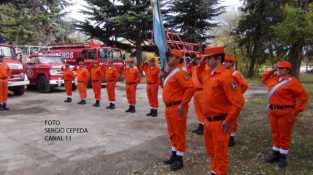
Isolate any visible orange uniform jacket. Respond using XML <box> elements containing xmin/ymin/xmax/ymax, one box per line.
<box><xmin>162</xmin><ymin>66</ymin><xmax>195</xmax><ymax>108</ymax></box>
<box><xmin>0</xmin><ymin>63</ymin><xmax>10</xmax><ymax>79</ymax></box>
<box><xmin>104</xmin><ymin>66</ymin><xmax>119</xmax><ymax>82</ymax></box>
<box><xmin>202</xmin><ymin>64</ymin><xmax>244</xmax><ymax>124</ymax></box>
<box><xmin>91</xmin><ymin>66</ymin><xmax>102</xmax><ymax>100</ymax></box>
<box><xmin>232</xmin><ymin>70</ymin><xmax>248</xmax><ymax>94</ymax></box>
<box><xmin>0</xmin><ymin>62</ymin><xmax>10</xmax><ymax>103</ymax></box>
<box><xmin>124</xmin><ymin>66</ymin><xmax>140</xmax><ymax>84</ymax></box>
<box><xmin>262</xmin><ymin>71</ymin><xmax>308</xmax><ymax>114</ymax></box>
<box><xmin>140</xmin><ymin>64</ymin><xmax>160</xmax><ymax>84</ymax></box>
<box><xmin>63</xmin><ymin>67</ymin><xmax>74</xmax><ymax>96</ymax></box>
<box><xmin>63</xmin><ymin>68</ymin><xmax>74</xmax><ymax>81</ymax></box>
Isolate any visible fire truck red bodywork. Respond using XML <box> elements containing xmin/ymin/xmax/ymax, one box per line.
<box><xmin>24</xmin><ymin>53</ymin><xmax>69</xmax><ymax>93</ymax></box>
<box><xmin>0</xmin><ymin>43</ymin><xmax>29</xmax><ymax>95</ymax></box>
<box><xmin>47</xmin><ymin>41</ymin><xmax>125</xmax><ymax>73</ymax></box>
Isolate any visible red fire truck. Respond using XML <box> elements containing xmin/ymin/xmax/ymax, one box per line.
<box><xmin>47</xmin><ymin>40</ymin><xmax>125</xmax><ymax>73</ymax></box>
<box><xmin>0</xmin><ymin>43</ymin><xmax>29</xmax><ymax>95</ymax></box>
<box><xmin>24</xmin><ymin>52</ymin><xmax>69</xmax><ymax>93</ymax></box>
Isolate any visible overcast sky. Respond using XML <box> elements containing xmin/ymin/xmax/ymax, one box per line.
<box><xmin>66</xmin><ymin>0</ymin><xmax>243</xmax><ymax>21</ymax></box>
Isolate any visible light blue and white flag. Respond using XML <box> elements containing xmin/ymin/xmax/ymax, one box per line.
<box><xmin>151</xmin><ymin>0</ymin><xmax>168</xmax><ymax>70</ymax></box>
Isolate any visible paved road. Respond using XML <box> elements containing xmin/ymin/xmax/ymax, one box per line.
<box><xmin>0</xmin><ymin>83</ymin><xmax>266</xmax><ymax>175</ymax></box>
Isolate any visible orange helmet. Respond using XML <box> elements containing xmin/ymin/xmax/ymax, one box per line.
<box><xmin>277</xmin><ymin>61</ymin><xmax>292</xmax><ymax>70</ymax></box>
<box><xmin>204</xmin><ymin>46</ymin><xmax>225</xmax><ymax>56</ymax></box>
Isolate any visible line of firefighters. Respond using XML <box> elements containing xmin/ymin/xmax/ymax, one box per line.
<box><xmin>0</xmin><ymin>46</ymin><xmax>309</xmax><ymax>174</ymax></box>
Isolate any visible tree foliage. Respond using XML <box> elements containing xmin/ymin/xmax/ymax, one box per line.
<box><xmin>77</xmin><ymin>0</ymin><xmax>152</xmax><ymax>65</ymax></box>
<box><xmin>0</xmin><ymin>0</ymin><xmax>71</xmax><ymax>45</ymax></box>
<box><xmin>163</xmin><ymin>0</ymin><xmax>224</xmax><ymax>43</ymax></box>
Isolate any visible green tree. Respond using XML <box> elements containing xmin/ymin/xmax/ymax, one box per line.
<box><xmin>273</xmin><ymin>3</ymin><xmax>313</xmax><ymax>76</ymax></box>
<box><xmin>236</xmin><ymin>0</ymin><xmax>284</xmax><ymax>77</ymax></box>
<box><xmin>77</xmin><ymin>0</ymin><xmax>152</xmax><ymax>65</ymax></box>
<box><xmin>0</xmin><ymin>0</ymin><xmax>69</xmax><ymax>45</ymax></box>
<box><xmin>163</xmin><ymin>0</ymin><xmax>224</xmax><ymax>43</ymax></box>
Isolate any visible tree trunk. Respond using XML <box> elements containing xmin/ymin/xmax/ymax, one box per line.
<box><xmin>247</xmin><ymin>44</ymin><xmax>258</xmax><ymax>78</ymax></box>
<box><xmin>135</xmin><ymin>38</ymin><xmax>143</xmax><ymax>67</ymax></box>
<box><xmin>288</xmin><ymin>43</ymin><xmax>303</xmax><ymax>78</ymax></box>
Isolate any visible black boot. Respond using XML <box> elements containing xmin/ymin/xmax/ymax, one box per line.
<box><xmin>170</xmin><ymin>155</ymin><xmax>184</xmax><ymax>171</ymax></box>
<box><xmin>163</xmin><ymin>151</ymin><xmax>177</xmax><ymax>165</ymax></box>
<box><xmin>125</xmin><ymin>105</ymin><xmax>132</xmax><ymax>112</ymax></box>
<box><xmin>78</xmin><ymin>100</ymin><xmax>86</xmax><ymax>105</ymax></box>
<box><xmin>192</xmin><ymin>124</ymin><xmax>204</xmax><ymax>135</ymax></box>
<box><xmin>2</xmin><ymin>103</ymin><xmax>9</xmax><ymax>111</ymax></box>
<box><xmin>64</xmin><ymin>97</ymin><xmax>72</xmax><ymax>103</ymax></box>
<box><xmin>151</xmin><ymin>109</ymin><xmax>158</xmax><ymax>117</ymax></box>
<box><xmin>146</xmin><ymin>109</ymin><xmax>153</xmax><ymax>116</ymax></box>
<box><xmin>106</xmin><ymin>103</ymin><xmax>115</xmax><ymax>109</ymax></box>
<box><xmin>130</xmin><ymin>105</ymin><xmax>136</xmax><ymax>113</ymax></box>
<box><xmin>278</xmin><ymin>153</ymin><xmax>288</xmax><ymax>168</ymax></box>
<box><xmin>265</xmin><ymin>150</ymin><xmax>280</xmax><ymax>163</ymax></box>
<box><xmin>93</xmin><ymin>100</ymin><xmax>100</xmax><ymax>107</ymax></box>
<box><xmin>0</xmin><ymin>104</ymin><xmax>3</xmax><ymax>111</ymax></box>
<box><xmin>229</xmin><ymin>136</ymin><xmax>236</xmax><ymax>147</ymax></box>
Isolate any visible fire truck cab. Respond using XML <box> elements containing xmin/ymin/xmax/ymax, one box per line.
<box><xmin>0</xmin><ymin>43</ymin><xmax>29</xmax><ymax>96</ymax></box>
<box><xmin>48</xmin><ymin>40</ymin><xmax>125</xmax><ymax>73</ymax></box>
<box><xmin>24</xmin><ymin>52</ymin><xmax>67</xmax><ymax>93</ymax></box>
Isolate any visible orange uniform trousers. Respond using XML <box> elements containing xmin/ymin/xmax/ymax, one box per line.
<box><xmin>165</xmin><ymin>105</ymin><xmax>188</xmax><ymax>152</ymax></box>
<box><xmin>269</xmin><ymin>108</ymin><xmax>296</xmax><ymax>150</ymax></box>
<box><xmin>106</xmin><ymin>82</ymin><xmax>116</xmax><ymax>102</ymax></box>
<box><xmin>126</xmin><ymin>84</ymin><xmax>137</xmax><ymax>105</ymax></box>
<box><xmin>193</xmin><ymin>91</ymin><xmax>205</xmax><ymax>124</ymax></box>
<box><xmin>147</xmin><ymin>83</ymin><xmax>159</xmax><ymax>108</ymax></box>
<box><xmin>92</xmin><ymin>80</ymin><xmax>102</xmax><ymax>101</ymax></box>
<box><xmin>204</xmin><ymin>119</ymin><xmax>230</xmax><ymax>175</ymax></box>
<box><xmin>77</xmin><ymin>82</ymin><xmax>87</xmax><ymax>100</ymax></box>
<box><xmin>64</xmin><ymin>80</ymin><xmax>72</xmax><ymax>97</ymax></box>
<box><xmin>0</xmin><ymin>79</ymin><xmax>8</xmax><ymax>103</ymax></box>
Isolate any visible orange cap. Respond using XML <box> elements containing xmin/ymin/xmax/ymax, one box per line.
<box><xmin>224</xmin><ymin>55</ymin><xmax>236</xmax><ymax>62</ymax></box>
<box><xmin>169</xmin><ymin>49</ymin><xmax>184</xmax><ymax>59</ymax></box>
<box><xmin>204</xmin><ymin>46</ymin><xmax>224</xmax><ymax>56</ymax></box>
<box><xmin>277</xmin><ymin>61</ymin><xmax>292</xmax><ymax>69</ymax></box>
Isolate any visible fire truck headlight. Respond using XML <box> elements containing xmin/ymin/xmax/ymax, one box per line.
<box><xmin>49</xmin><ymin>69</ymin><xmax>59</xmax><ymax>76</ymax></box>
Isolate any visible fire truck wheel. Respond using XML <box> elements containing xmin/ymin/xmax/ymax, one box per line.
<box><xmin>37</xmin><ymin>76</ymin><xmax>51</xmax><ymax>93</ymax></box>
<box><xmin>11</xmin><ymin>86</ymin><xmax>25</xmax><ymax>96</ymax></box>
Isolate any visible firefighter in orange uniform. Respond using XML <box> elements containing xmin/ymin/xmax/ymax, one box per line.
<box><xmin>191</xmin><ymin>54</ymin><xmax>207</xmax><ymax>135</ymax></box>
<box><xmin>162</xmin><ymin>49</ymin><xmax>195</xmax><ymax>171</ymax></box>
<box><xmin>0</xmin><ymin>59</ymin><xmax>10</xmax><ymax>111</ymax></box>
<box><xmin>63</xmin><ymin>62</ymin><xmax>75</xmax><ymax>103</ymax></box>
<box><xmin>262</xmin><ymin>61</ymin><xmax>308</xmax><ymax>168</ymax></box>
<box><xmin>91</xmin><ymin>61</ymin><xmax>102</xmax><ymax>107</ymax></box>
<box><xmin>223</xmin><ymin>55</ymin><xmax>249</xmax><ymax>146</ymax></box>
<box><xmin>140</xmin><ymin>54</ymin><xmax>160</xmax><ymax>117</ymax></box>
<box><xmin>104</xmin><ymin>59</ymin><xmax>120</xmax><ymax>109</ymax></box>
<box><xmin>76</xmin><ymin>61</ymin><xmax>89</xmax><ymax>105</ymax></box>
<box><xmin>123</xmin><ymin>57</ymin><xmax>140</xmax><ymax>113</ymax></box>
<box><xmin>201</xmin><ymin>47</ymin><xmax>244</xmax><ymax>175</ymax></box>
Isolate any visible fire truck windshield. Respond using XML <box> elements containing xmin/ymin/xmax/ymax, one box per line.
<box><xmin>99</xmin><ymin>48</ymin><xmax>121</xmax><ymax>61</ymax></box>
<box><xmin>0</xmin><ymin>46</ymin><xmax>16</xmax><ymax>58</ymax></box>
<box><xmin>38</xmin><ymin>56</ymin><xmax>64</xmax><ymax>64</ymax></box>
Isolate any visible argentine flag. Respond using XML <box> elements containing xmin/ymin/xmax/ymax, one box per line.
<box><xmin>151</xmin><ymin>0</ymin><xmax>168</xmax><ymax>70</ymax></box>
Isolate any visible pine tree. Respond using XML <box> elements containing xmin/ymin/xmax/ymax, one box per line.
<box><xmin>163</xmin><ymin>0</ymin><xmax>224</xmax><ymax>43</ymax></box>
<box><xmin>77</xmin><ymin>0</ymin><xmax>152</xmax><ymax>65</ymax></box>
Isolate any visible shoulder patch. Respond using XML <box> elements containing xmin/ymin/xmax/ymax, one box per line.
<box><xmin>230</xmin><ymin>81</ymin><xmax>238</xmax><ymax>90</ymax></box>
